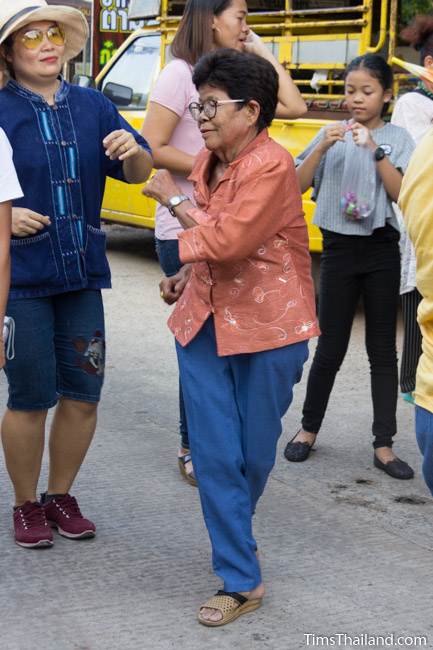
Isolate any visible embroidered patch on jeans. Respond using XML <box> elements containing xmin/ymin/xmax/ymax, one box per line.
<box><xmin>73</xmin><ymin>331</ymin><xmax>105</xmax><ymax>376</ymax></box>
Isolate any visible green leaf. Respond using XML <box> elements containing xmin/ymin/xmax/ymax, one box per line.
<box><xmin>401</xmin><ymin>0</ymin><xmax>433</xmax><ymax>25</ymax></box>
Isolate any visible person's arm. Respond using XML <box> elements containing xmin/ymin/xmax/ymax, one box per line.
<box><xmin>0</xmin><ymin>201</ymin><xmax>11</xmax><ymax>368</ymax></box>
<box><xmin>142</xmin><ymin>170</ymin><xmax>197</xmax><ymax>227</ymax></box>
<box><xmin>296</xmin><ymin>123</ymin><xmax>346</xmax><ymax>193</ymax></box>
<box><xmin>123</xmin><ymin>150</ymin><xmax>153</xmax><ymax>184</ymax></box>
<box><xmin>244</xmin><ymin>31</ymin><xmax>306</xmax><ymax>119</ymax></box>
<box><xmin>141</xmin><ymin>102</ymin><xmax>195</xmax><ymax>176</ymax></box>
<box><xmin>351</xmin><ymin>122</ymin><xmax>405</xmax><ymax>203</ymax></box>
<box><xmin>144</xmin><ymin>160</ymin><xmax>303</xmax><ymax>264</ymax></box>
<box><xmin>372</xmin><ymin>156</ymin><xmax>404</xmax><ymax>203</ymax></box>
<box><xmin>101</xmin><ymin>95</ymin><xmax>153</xmax><ymax>184</ymax></box>
<box><xmin>103</xmin><ymin>129</ymin><xmax>153</xmax><ymax>184</ymax></box>
<box><xmin>0</xmin><ymin>130</ymin><xmax>23</xmax><ymax>366</ymax></box>
<box><xmin>159</xmin><ymin>264</ymin><xmax>192</xmax><ymax>305</ymax></box>
<box><xmin>11</xmin><ymin>208</ymin><xmax>51</xmax><ymax>237</ymax></box>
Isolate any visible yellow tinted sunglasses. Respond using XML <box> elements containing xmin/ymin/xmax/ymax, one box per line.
<box><xmin>20</xmin><ymin>26</ymin><xmax>65</xmax><ymax>50</ymax></box>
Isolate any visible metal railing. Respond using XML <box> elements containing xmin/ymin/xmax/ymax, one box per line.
<box><xmin>131</xmin><ymin>1</ymin><xmax>402</xmax><ymax>106</ymax></box>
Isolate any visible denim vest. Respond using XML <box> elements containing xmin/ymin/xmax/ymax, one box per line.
<box><xmin>0</xmin><ymin>79</ymin><xmax>151</xmax><ymax>299</ymax></box>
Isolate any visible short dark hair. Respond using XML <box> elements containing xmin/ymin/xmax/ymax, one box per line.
<box><xmin>192</xmin><ymin>48</ymin><xmax>279</xmax><ymax>132</ymax></box>
<box><xmin>345</xmin><ymin>54</ymin><xmax>393</xmax><ymax>116</ymax></box>
<box><xmin>171</xmin><ymin>0</ymin><xmax>232</xmax><ymax>66</ymax></box>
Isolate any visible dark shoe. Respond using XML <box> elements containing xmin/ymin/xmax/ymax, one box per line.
<box><xmin>373</xmin><ymin>454</ymin><xmax>414</xmax><ymax>480</ymax></box>
<box><xmin>284</xmin><ymin>431</ymin><xmax>316</xmax><ymax>462</ymax></box>
<box><xmin>42</xmin><ymin>494</ymin><xmax>96</xmax><ymax>539</ymax></box>
<box><xmin>14</xmin><ymin>501</ymin><xmax>53</xmax><ymax>549</ymax></box>
<box><xmin>178</xmin><ymin>450</ymin><xmax>197</xmax><ymax>487</ymax></box>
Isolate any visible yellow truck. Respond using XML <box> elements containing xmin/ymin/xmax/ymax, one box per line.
<box><xmin>93</xmin><ymin>0</ymin><xmax>416</xmax><ymax>252</ymax></box>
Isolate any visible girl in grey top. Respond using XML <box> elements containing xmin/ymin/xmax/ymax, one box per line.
<box><xmin>284</xmin><ymin>54</ymin><xmax>415</xmax><ymax>481</ymax></box>
<box><xmin>297</xmin><ymin>121</ymin><xmax>413</xmax><ymax>236</ymax></box>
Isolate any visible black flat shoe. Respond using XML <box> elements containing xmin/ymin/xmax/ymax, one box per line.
<box><xmin>373</xmin><ymin>454</ymin><xmax>414</xmax><ymax>480</ymax></box>
<box><xmin>284</xmin><ymin>432</ymin><xmax>316</xmax><ymax>463</ymax></box>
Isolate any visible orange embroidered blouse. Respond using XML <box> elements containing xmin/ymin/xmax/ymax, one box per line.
<box><xmin>168</xmin><ymin>129</ymin><xmax>320</xmax><ymax>356</ymax></box>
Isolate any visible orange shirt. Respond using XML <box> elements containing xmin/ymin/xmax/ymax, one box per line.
<box><xmin>168</xmin><ymin>129</ymin><xmax>320</xmax><ymax>356</ymax></box>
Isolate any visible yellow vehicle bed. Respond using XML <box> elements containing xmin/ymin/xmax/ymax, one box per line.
<box><xmin>93</xmin><ymin>0</ymin><xmax>410</xmax><ymax>253</ymax></box>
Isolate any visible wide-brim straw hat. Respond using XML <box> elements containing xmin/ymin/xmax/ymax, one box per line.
<box><xmin>0</xmin><ymin>0</ymin><xmax>88</xmax><ymax>61</ymax></box>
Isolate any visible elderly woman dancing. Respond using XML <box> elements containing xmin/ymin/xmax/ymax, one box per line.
<box><xmin>144</xmin><ymin>49</ymin><xmax>319</xmax><ymax>626</ymax></box>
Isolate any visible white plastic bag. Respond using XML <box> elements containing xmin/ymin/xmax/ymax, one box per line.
<box><xmin>340</xmin><ymin>127</ymin><xmax>376</xmax><ymax>221</ymax></box>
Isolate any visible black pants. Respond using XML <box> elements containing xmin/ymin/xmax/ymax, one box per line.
<box><xmin>302</xmin><ymin>225</ymin><xmax>400</xmax><ymax>449</ymax></box>
<box><xmin>400</xmin><ymin>288</ymin><xmax>423</xmax><ymax>394</ymax></box>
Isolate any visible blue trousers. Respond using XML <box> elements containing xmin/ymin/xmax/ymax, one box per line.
<box><xmin>176</xmin><ymin>317</ymin><xmax>309</xmax><ymax>592</ymax></box>
<box><xmin>415</xmin><ymin>405</ymin><xmax>433</xmax><ymax>495</ymax></box>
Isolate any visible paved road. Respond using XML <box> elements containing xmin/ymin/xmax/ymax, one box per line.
<box><xmin>1</xmin><ymin>225</ymin><xmax>432</xmax><ymax>650</ymax></box>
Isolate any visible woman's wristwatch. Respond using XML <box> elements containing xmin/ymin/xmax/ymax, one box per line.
<box><xmin>167</xmin><ymin>194</ymin><xmax>189</xmax><ymax>216</ymax></box>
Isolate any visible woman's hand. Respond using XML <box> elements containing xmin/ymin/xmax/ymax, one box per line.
<box><xmin>12</xmin><ymin>208</ymin><xmax>51</xmax><ymax>237</ymax></box>
<box><xmin>297</xmin><ymin>122</ymin><xmax>346</xmax><ymax>192</ymax></box>
<box><xmin>142</xmin><ymin>170</ymin><xmax>181</xmax><ymax>207</ymax></box>
<box><xmin>318</xmin><ymin>123</ymin><xmax>346</xmax><ymax>153</ymax></box>
<box><xmin>243</xmin><ymin>30</ymin><xmax>307</xmax><ymax>119</ymax></box>
<box><xmin>103</xmin><ymin>129</ymin><xmax>143</xmax><ymax>161</ymax></box>
<box><xmin>350</xmin><ymin>122</ymin><xmax>377</xmax><ymax>151</ymax></box>
<box><xmin>243</xmin><ymin>30</ymin><xmax>268</xmax><ymax>57</ymax></box>
<box><xmin>159</xmin><ymin>265</ymin><xmax>191</xmax><ymax>305</ymax></box>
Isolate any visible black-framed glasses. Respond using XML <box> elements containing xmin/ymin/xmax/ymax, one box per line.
<box><xmin>188</xmin><ymin>98</ymin><xmax>245</xmax><ymax>121</ymax></box>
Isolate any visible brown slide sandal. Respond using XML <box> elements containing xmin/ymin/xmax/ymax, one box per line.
<box><xmin>198</xmin><ymin>590</ymin><xmax>262</xmax><ymax>627</ymax></box>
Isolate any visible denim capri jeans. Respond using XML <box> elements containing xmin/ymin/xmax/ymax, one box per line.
<box><xmin>4</xmin><ymin>290</ymin><xmax>105</xmax><ymax>411</ymax></box>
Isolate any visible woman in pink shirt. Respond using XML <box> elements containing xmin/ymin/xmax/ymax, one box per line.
<box><xmin>141</xmin><ymin>0</ymin><xmax>306</xmax><ymax>485</ymax></box>
<box><xmin>144</xmin><ymin>49</ymin><xmax>318</xmax><ymax>627</ymax></box>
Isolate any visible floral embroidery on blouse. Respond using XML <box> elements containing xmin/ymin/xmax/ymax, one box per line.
<box><xmin>168</xmin><ymin>129</ymin><xmax>320</xmax><ymax>356</ymax></box>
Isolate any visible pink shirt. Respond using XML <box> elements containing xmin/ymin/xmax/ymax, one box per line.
<box><xmin>149</xmin><ymin>58</ymin><xmax>204</xmax><ymax>240</ymax></box>
<box><xmin>169</xmin><ymin>130</ymin><xmax>320</xmax><ymax>356</ymax></box>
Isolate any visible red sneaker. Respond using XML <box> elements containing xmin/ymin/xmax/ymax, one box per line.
<box><xmin>42</xmin><ymin>494</ymin><xmax>96</xmax><ymax>539</ymax></box>
<box><xmin>14</xmin><ymin>501</ymin><xmax>54</xmax><ymax>548</ymax></box>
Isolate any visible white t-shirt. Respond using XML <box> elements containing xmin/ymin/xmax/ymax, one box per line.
<box><xmin>392</xmin><ymin>91</ymin><xmax>433</xmax><ymax>294</ymax></box>
<box><xmin>392</xmin><ymin>91</ymin><xmax>433</xmax><ymax>144</ymax></box>
<box><xmin>0</xmin><ymin>127</ymin><xmax>23</xmax><ymax>203</ymax></box>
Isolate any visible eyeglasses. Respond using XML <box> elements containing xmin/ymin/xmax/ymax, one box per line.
<box><xmin>20</xmin><ymin>26</ymin><xmax>65</xmax><ymax>50</ymax></box>
<box><xmin>188</xmin><ymin>99</ymin><xmax>245</xmax><ymax>121</ymax></box>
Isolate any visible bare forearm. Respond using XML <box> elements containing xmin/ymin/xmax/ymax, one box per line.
<box><xmin>296</xmin><ymin>145</ymin><xmax>325</xmax><ymax>193</ymax></box>
<box><xmin>260</xmin><ymin>51</ymin><xmax>306</xmax><ymax>119</ymax></box>
<box><xmin>123</xmin><ymin>150</ymin><xmax>153</xmax><ymax>184</ymax></box>
<box><xmin>375</xmin><ymin>157</ymin><xmax>403</xmax><ymax>203</ymax></box>
<box><xmin>171</xmin><ymin>200</ymin><xmax>197</xmax><ymax>229</ymax></box>
<box><xmin>274</xmin><ymin>63</ymin><xmax>307</xmax><ymax>119</ymax></box>
<box><xmin>0</xmin><ymin>255</ymin><xmax>10</xmax><ymax>325</ymax></box>
<box><xmin>0</xmin><ymin>203</ymin><xmax>11</xmax><ymax>328</ymax></box>
<box><xmin>152</xmin><ymin>146</ymin><xmax>196</xmax><ymax>176</ymax></box>
<box><xmin>245</xmin><ymin>33</ymin><xmax>306</xmax><ymax>119</ymax></box>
